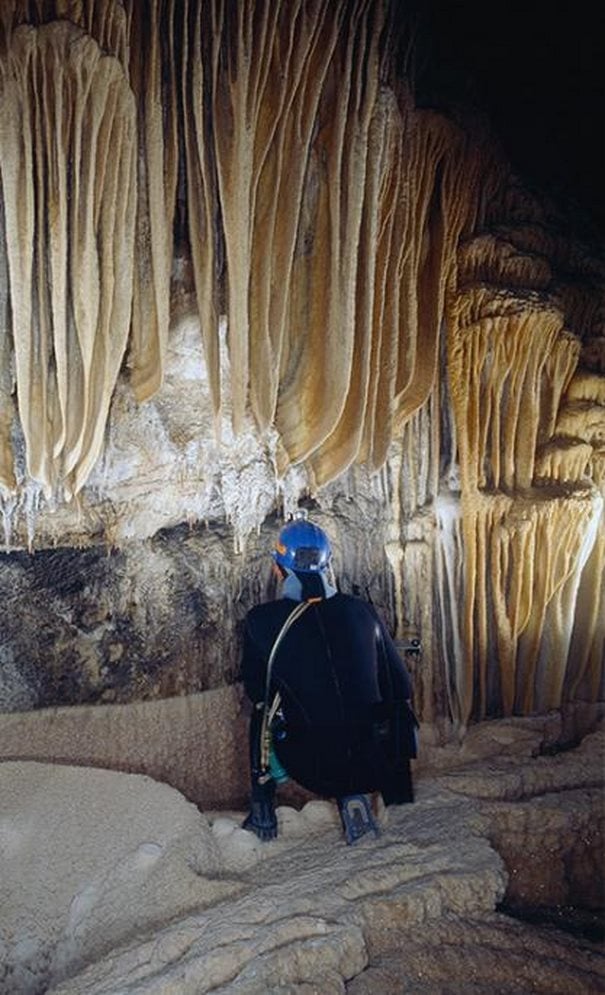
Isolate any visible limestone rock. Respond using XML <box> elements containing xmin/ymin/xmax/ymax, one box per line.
<box><xmin>0</xmin><ymin>761</ymin><xmax>237</xmax><ymax>995</ymax></box>
<box><xmin>1</xmin><ymin>720</ymin><xmax>602</xmax><ymax>995</ymax></box>
<box><xmin>347</xmin><ymin>913</ymin><xmax>604</xmax><ymax>994</ymax></box>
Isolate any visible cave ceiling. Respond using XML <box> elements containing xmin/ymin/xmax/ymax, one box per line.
<box><xmin>415</xmin><ymin>0</ymin><xmax>605</xmax><ymax>234</ymax></box>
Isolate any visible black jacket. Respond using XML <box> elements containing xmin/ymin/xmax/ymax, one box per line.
<box><xmin>242</xmin><ymin>593</ymin><xmax>415</xmax><ymax>799</ymax></box>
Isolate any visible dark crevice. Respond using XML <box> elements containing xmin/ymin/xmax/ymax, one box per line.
<box><xmin>497</xmin><ymin>901</ymin><xmax>605</xmax><ymax>945</ymax></box>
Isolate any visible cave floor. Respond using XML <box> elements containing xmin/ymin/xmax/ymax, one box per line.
<box><xmin>1</xmin><ymin>719</ymin><xmax>603</xmax><ymax>994</ymax></box>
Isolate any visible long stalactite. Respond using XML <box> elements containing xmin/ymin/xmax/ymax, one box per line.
<box><xmin>0</xmin><ymin>16</ymin><xmax>136</xmax><ymax>496</ymax></box>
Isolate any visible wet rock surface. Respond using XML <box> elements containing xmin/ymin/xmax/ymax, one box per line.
<box><xmin>1</xmin><ymin>720</ymin><xmax>602</xmax><ymax>994</ymax></box>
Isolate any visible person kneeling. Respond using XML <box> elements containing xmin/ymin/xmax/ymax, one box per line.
<box><xmin>240</xmin><ymin>515</ymin><xmax>418</xmax><ymax>845</ymax></box>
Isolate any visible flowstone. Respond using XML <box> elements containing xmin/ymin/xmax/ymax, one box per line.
<box><xmin>1</xmin><ymin>719</ymin><xmax>602</xmax><ymax>995</ymax></box>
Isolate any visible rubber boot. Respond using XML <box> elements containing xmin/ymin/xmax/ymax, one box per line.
<box><xmin>337</xmin><ymin>793</ymin><xmax>380</xmax><ymax>845</ymax></box>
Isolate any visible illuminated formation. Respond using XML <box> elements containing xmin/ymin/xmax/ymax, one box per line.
<box><xmin>0</xmin><ymin>4</ymin><xmax>135</xmax><ymax>496</ymax></box>
<box><xmin>0</xmin><ymin>0</ymin><xmax>602</xmax><ymax>725</ymax></box>
<box><xmin>1</xmin><ymin>0</ymin><xmax>489</xmax><ymax>493</ymax></box>
<box><xmin>446</xmin><ymin>228</ymin><xmax>604</xmax><ymax>724</ymax></box>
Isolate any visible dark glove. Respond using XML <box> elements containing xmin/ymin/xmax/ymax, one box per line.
<box><xmin>242</xmin><ymin>776</ymin><xmax>277</xmax><ymax>841</ymax></box>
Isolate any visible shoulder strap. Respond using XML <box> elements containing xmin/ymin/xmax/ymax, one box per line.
<box><xmin>259</xmin><ymin>598</ymin><xmax>317</xmax><ymax>776</ymax></box>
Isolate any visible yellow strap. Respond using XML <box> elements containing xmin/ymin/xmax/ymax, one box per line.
<box><xmin>259</xmin><ymin>599</ymin><xmax>314</xmax><ymax>772</ymax></box>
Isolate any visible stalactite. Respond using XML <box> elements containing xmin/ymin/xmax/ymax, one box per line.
<box><xmin>327</xmin><ymin>97</ymin><xmax>479</xmax><ymax>482</ymax></box>
<box><xmin>389</xmin><ymin>125</ymin><xmax>505</xmax><ymax>454</ymax></box>
<box><xmin>556</xmin><ymin>400</ymin><xmax>605</xmax><ymax>442</ymax></box>
<box><xmin>181</xmin><ymin>0</ymin><xmax>347</xmax><ymax>434</ymax></box>
<box><xmin>0</xmin><ymin>0</ymin><xmax>507</xmax><ymax>497</ymax></box>
<box><xmin>565</xmin><ymin>512</ymin><xmax>605</xmax><ymax>703</ymax></box>
<box><xmin>0</xmin><ymin>0</ymin><xmax>601</xmax><ymax>732</ymax></box>
<box><xmin>391</xmin><ymin>114</ymin><xmax>451</xmax><ymax>427</ymax></box>
<box><xmin>0</xmin><ymin>189</ymin><xmax>15</xmax><ymax>490</ymax></box>
<box><xmin>348</xmin><ymin>106</ymin><xmax>489</xmax><ymax>479</ymax></box>
<box><xmin>0</xmin><ymin>20</ymin><xmax>136</xmax><ymax>495</ymax></box>
<box><xmin>396</xmin><ymin>395</ymin><xmax>440</xmax><ymax>722</ymax></box>
<box><xmin>180</xmin><ymin>0</ymin><xmax>222</xmax><ymax>425</ymax></box>
<box><xmin>357</xmin><ymin>91</ymin><xmax>409</xmax><ymax>472</ymax></box>
<box><xmin>539</xmin><ymin>330</ymin><xmax>582</xmax><ymax>441</ymax></box>
<box><xmin>546</xmin><ymin>365</ymin><xmax>605</xmax><ymax>704</ymax></box>
<box><xmin>307</xmin><ymin>84</ymin><xmax>397</xmax><ymax>485</ymax></box>
<box><xmin>275</xmin><ymin>0</ymin><xmax>383</xmax><ymax>475</ymax></box>
<box><xmin>198</xmin><ymin>0</ymin><xmax>285</xmax><ymax>432</ymax></box>
<box><xmin>534</xmin><ymin>439</ymin><xmax>593</xmax><ymax>483</ymax></box>
<box><xmin>447</xmin><ymin>209</ymin><xmax>604</xmax><ymax>724</ymax></box>
<box><xmin>125</xmin><ymin>0</ymin><xmax>179</xmax><ymax>401</ymax></box>
<box><xmin>434</xmin><ymin>493</ymin><xmax>465</xmax><ymax>725</ymax></box>
<box><xmin>0</xmin><ymin>0</ymin><xmax>129</xmax><ymax>68</ymax></box>
<box><xmin>512</xmin><ymin>489</ymin><xmax>601</xmax><ymax>714</ymax></box>
<box><xmin>245</xmin><ymin>0</ymin><xmax>344</xmax><ymax>436</ymax></box>
<box><xmin>457</xmin><ymin>233</ymin><xmax>552</xmax><ymax>290</ymax></box>
<box><xmin>442</xmin><ymin>489</ymin><xmax>600</xmax><ymax>723</ymax></box>
<box><xmin>558</xmin><ymin>280</ymin><xmax>605</xmax><ymax>340</ymax></box>
<box><xmin>450</xmin><ymin>288</ymin><xmax>569</xmax><ymax>492</ymax></box>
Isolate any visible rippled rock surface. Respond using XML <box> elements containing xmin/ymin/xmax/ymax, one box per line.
<box><xmin>1</xmin><ymin>720</ymin><xmax>602</xmax><ymax>994</ymax></box>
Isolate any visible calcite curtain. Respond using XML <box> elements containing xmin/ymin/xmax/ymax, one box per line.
<box><xmin>0</xmin><ymin>0</ymin><xmax>479</xmax><ymax>495</ymax></box>
<box><xmin>0</xmin><ymin>11</ymin><xmax>136</xmax><ymax>495</ymax></box>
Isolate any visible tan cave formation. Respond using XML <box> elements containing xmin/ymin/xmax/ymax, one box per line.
<box><xmin>0</xmin><ymin>0</ymin><xmax>509</xmax><ymax>497</ymax></box>
<box><xmin>0</xmin><ymin>0</ymin><xmax>602</xmax><ymax>740</ymax></box>
<box><xmin>445</xmin><ymin>229</ymin><xmax>605</xmax><ymax>726</ymax></box>
<box><xmin>0</xmin><ymin>11</ymin><xmax>136</xmax><ymax>496</ymax></box>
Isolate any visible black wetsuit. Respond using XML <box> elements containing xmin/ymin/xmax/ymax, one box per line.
<box><xmin>241</xmin><ymin>593</ymin><xmax>416</xmax><ymax>802</ymax></box>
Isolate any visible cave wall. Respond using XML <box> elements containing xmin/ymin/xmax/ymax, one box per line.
<box><xmin>0</xmin><ymin>0</ymin><xmax>603</xmax><ymax>736</ymax></box>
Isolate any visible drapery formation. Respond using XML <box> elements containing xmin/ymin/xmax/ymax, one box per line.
<box><xmin>442</xmin><ymin>228</ymin><xmax>605</xmax><ymax>725</ymax></box>
<box><xmin>0</xmin><ymin>0</ymin><xmax>487</xmax><ymax>495</ymax></box>
<box><xmin>0</xmin><ymin>7</ymin><xmax>136</xmax><ymax>495</ymax></box>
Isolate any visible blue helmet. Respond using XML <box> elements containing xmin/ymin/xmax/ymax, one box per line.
<box><xmin>273</xmin><ymin>518</ymin><xmax>332</xmax><ymax>574</ymax></box>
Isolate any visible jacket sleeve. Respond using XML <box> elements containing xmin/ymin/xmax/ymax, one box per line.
<box><xmin>241</xmin><ymin>611</ymin><xmax>268</xmax><ymax>705</ymax></box>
